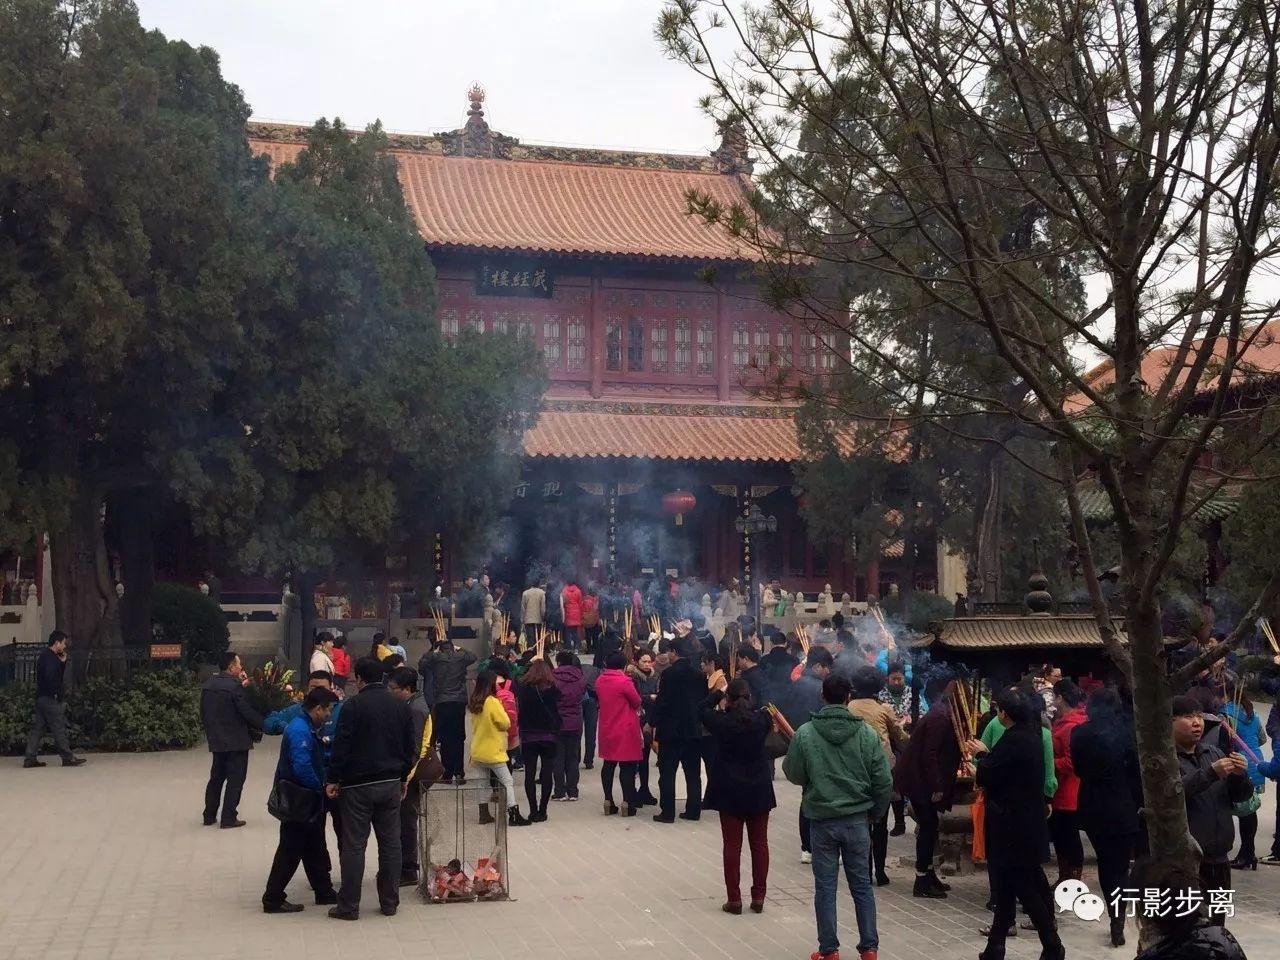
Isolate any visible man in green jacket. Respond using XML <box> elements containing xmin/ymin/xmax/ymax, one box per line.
<box><xmin>783</xmin><ymin>674</ymin><xmax>892</xmax><ymax>960</ymax></box>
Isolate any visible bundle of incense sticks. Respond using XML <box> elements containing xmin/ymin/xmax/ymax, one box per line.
<box><xmin>870</xmin><ymin>606</ymin><xmax>896</xmax><ymax>650</ymax></box>
<box><xmin>623</xmin><ymin>607</ymin><xmax>632</xmax><ymax>643</ymax></box>
<box><xmin>535</xmin><ymin>626</ymin><xmax>546</xmax><ymax>661</ymax></box>
<box><xmin>1262</xmin><ymin>617</ymin><xmax>1280</xmax><ymax>655</ymax></box>
<box><xmin>431</xmin><ymin>608</ymin><xmax>448</xmax><ymax>646</ymax></box>
<box><xmin>764</xmin><ymin>703</ymin><xmax>794</xmax><ymax>741</ymax></box>
<box><xmin>650</xmin><ymin>614</ymin><xmax>662</xmax><ymax>640</ymax></box>
<box><xmin>795</xmin><ymin>624</ymin><xmax>811</xmax><ymax>655</ymax></box>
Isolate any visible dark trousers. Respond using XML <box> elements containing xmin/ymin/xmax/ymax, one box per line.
<box><xmin>657</xmin><ymin>737</ymin><xmax>702</xmax><ymax>818</ymax></box>
<box><xmin>25</xmin><ymin>696</ymin><xmax>73</xmax><ymax>760</ymax></box>
<box><xmin>909</xmin><ymin>792</ymin><xmax>941</xmax><ymax>872</ymax></box>
<box><xmin>263</xmin><ymin>816</ymin><xmax>333</xmax><ymax>906</ymax></box>
<box><xmin>524</xmin><ymin>623</ymin><xmax>542</xmax><ymax>646</ymax></box>
<box><xmin>324</xmin><ymin>797</ymin><xmax>344</xmax><ymax>876</ymax></box>
<box><xmin>433</xmin><ymin>702</ymin><xmax>466</xmax><ymax>779</ymax></box>
<box><xmin>399</xmin><ymin>786</ymin><xmax>420</xmax><ymax>872</ymax></box>
<box><xmin>1086</xmin><ymin>828</ymin><xmax>1135</xmax><ymax>927</ymax></box>
<box><xmin>523</xmin><ymin>740</ymin><xmax>556</xmax><ymax>814</ymax></box>
<box><xmin>337</xmin><ymin>780</ymin><xmax>402</xmax><ymax>915</ymax></box>
<box><xmin>1237</xmin><ymin>811</ymin><xmax>1258</xmax><ymax>862</ymax></box>
<box><xmin>720</xmin><ymin>811</ymin><xmax>770</xmax><ymax>903</ymax></box>
<box><xmin>891</xmin><ymin>796</ymin><xmax>905</xmax><ymax>828</ymax></box>
<box><xmin>553</xmin><ymin>731</ymin><xmax>582</xmax><ymax>797</ymax></box>
<box><xmin>983</xmin><ymin>861</ymin><xmax>1063</xmax><ymax>960</ymax></box>
<box><xmin>870</xmin><ymin>809</ymin><xmax>889</xmax><ymax>878</ymax></box>
<box><xmin>563</xmin><ymin>625</ymin><xmax>582</xmax><ymax>651</ymax></box>
<box><xmin>601</xmin><ymin>760</ymin><xmax>638</xmax><ymax>806</ymax></box>
<box><xmin>1199</xmin><ymin>862</ymin><xmax>1231</xmax><ymax>927</ymax></box>
<box><xmin>1049</xmin><ymin>809</ymin><xmax>1083</xmax><ymax>868</ymax></box>
<box><xmin>581</xmin><ymin>699</ymin><xmax>598</xmax><ymax>765</ymax></box>
<box><xmin>1271</xmin><ymin>785</ymin><xmax>1280</xmax><ymax>859</ymax></box>
<box><xmin>800</xmin><ymin>810</ymin><xmax>812</xmax><ymax>853</ymax></box>
<box><xmin>203</xmin><ymin>750</ymin><xmax>249</xmax><ymax>825</ymax></box>
<box><xmin>637</xmin><ymin>743</ymin><xmax>655</xmax><ymax>799</ymax></box>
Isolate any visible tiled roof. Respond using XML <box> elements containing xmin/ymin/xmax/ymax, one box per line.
<box><xmin>522</xmin><ymin>407</ymin><xmax>803</xmax><ymax>461</ymax></box>
<box><xmin>1067</xmin><ymin>320</ymin><xmax>1280</xmax><ymax>414</ymax></box>
<box><xmin>248</xmin><ymin>135</ymin><xmax>761</xmax><ymax>263</ymax></box>
<box><xmin>923</xmin><ymin>615</ymin><xmax>1128</xmax><ymax>649</ymax></box>
<box><xmin>1065</xmin><ymin>479</ymin><xmax>1239</xmax><ymax>525</ymax></box>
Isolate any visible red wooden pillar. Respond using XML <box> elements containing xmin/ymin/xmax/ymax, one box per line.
<box><xmin>590</xmin><ymin>273</ymin><xmax>604</xmax><ymax>399</ymax></box>
<box><xmin>865</xmin><ymin>557</ymin><xmax>880</xmax><ymax>601</ymax></box>
<box><xmin>716</xmin><ymin>288</ymin><xmax>731</xmax><ymax>401</ymax></box>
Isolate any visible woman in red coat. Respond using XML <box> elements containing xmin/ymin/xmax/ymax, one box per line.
<box><xmin>1049</xmin><ymin>679</ymin><xmax>1088</xmax><ymax>884</ymax></box>
<box><xmin>595</xmin><ymin>651</ymin><xmax>644</xmax><ymax>815</ymax></box>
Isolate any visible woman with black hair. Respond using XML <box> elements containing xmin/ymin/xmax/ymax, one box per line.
<box><xmin>515</xmin><ymin>658</ymin><xmax>562</xmax><ymax>822</ymax></box>
<box><xmin>967</xmin><ymin>687</ymin><xmax>1064</xmax><ymax>960</ymax></box>
<box><xmin>1071</xmin><ymin>686</ymin><xmax>1144</xmax><ymax>948</ymax></box>
<box><xmin>700</xmin><ymin>677</ymin><xmax>775</xmax><ymax>914</ymax></box>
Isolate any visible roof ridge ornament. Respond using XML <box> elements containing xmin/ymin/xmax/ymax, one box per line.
<box><xmin>712</xmin><ymin>116</ymin><xmax>754</xmax><ymax>174</ymax></box>
<box><xmin>462</xmin><ymin>83</ymin><xmax>495</xmax><ymax>158</ymax></box>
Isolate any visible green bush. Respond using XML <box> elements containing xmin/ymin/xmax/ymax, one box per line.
<box><xmin>152</xmin><ymin>582</ymin><xmax>230</xmax><ymax>666</ymax></box>
<box><xmin>0</xmin><ymin>667</ymin><xmax>202</xmax><ymax>754</ymax></box>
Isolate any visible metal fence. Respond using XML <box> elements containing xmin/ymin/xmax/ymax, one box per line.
<box><xmin>0</xmin><ymin>641</ymin><xmax>186</xmax><ymax>686</ymax></box>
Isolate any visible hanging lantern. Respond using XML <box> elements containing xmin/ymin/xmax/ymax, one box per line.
<box><xmin>662</xmin><ymin>489</ymin><xmax>697</xmax><ymax>526</ymax></box>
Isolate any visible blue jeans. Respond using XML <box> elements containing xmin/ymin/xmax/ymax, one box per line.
<box><xmin>810</xmin><ymin>813</ymin><xmax>877</xmax><ymax>954</ymax></box>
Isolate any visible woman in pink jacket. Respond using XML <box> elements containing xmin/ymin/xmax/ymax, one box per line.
<box><xmin>595</xmin><ymin>651</ymin><xmax>644</xmax><ymax>816</ymax></box>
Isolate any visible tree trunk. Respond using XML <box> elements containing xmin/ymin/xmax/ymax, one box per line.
<box><xmin>49</xmin><ymin>486</ymin><xmax>122</xmax><ymax>680</ymax></box>
<box><xmin>112</xmin><ymin>488</ymin><xmax>157</xmax><ymax>646</ymax></box>
<box><xmin>973</xmin><ymin>448</ymin><xmax>1002</xmax><ymax>603</ymax></box>
<box><xmin>1119</xmin><ymin>473</ymin><xmax>1197</xmax><ymax>872</ymax></box>
<box><xmin>296</xmin><ymin>569</ymin><xmax>318</xmax><ymax>678</ymax></box>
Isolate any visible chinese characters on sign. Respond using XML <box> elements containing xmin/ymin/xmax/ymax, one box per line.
<box><xmin>1109</xmin><ymin>887</ymin><xmax>1235</xmax><ymax>921</ymax></box>
<box><xmin>477</xmin><ymin>261</ymin><xmax>554</xmax><ymax>298</ymax></box>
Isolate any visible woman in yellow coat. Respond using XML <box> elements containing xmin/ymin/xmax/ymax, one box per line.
<box><xmin>468</xmin><ymin>670</ymin><xmax>530</xmax><ymax>826</ymax></box>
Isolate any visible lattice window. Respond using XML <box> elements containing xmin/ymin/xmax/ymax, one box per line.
<box><xmin>627</xmin><ymin>317</ymin><xmax>644</xmax><ymax>371</ymax></box>
<box><xmin>567</xmin><ymin>317</ymin><xmax>587</xmax><ymax>371</ymax></box>
<box><xmin>629</xmin><ymin>293</ymin><xmax>645</xmax><ymax>309</ymax></box>
<box><xmin>732</xmin><ymin>322</ymin><xmax>750</xmax><ymax>369</ymax></box>
<box><xmin>465</xmin><ymin>309</ymin><xmax>484</xmax><ymax>333</ymax></box>
<box><xmin>820</xmin><ymin>332</ymin><xmax>839</xmax><ymax>372</ymax></box>
<box><xmin>543</xmin><ymin>317</ymin><xmax>562</xmax><ymax>367</ymax></box>
<box><xmin>650</xmin><ymin>319</ymin><xmax>669</xmax><ymax>373</ymax></box>
<box><xmin>491</xmin><ymin>311</ymin><xmax>512</xmax><ymax>335</ymax></box>
<box><xmin>696</xmin><ymin>319</ymin><xmax>715</xmax><ymax>376</ymax></box>
<box><xmin>673</xmin><ymin>319</ymin><xmax>692</xmax><ymax>374</ymax></box>
<box><xmin>440</xmin><ymin>309</ymin><xmax>460</xmax><ymax>336</ymax></box>
<box><xmin>606</xmin><ymin>318</ymin><xmax>623</xmax><ymax>371</ymax></box>
<box><xmin>753</xmin><ymin>323</ymin><xmax>770</xmax><ymax>366</ymax></box>
<box><xmin>777</xmin><ymin>326</ymin><xmax>793</xmax><ymax>369</ymax></box>
<box><xmin>696</xmin><ymin>295</ymin><xmax>714</xmax><ymax>310</ymax></box>
<box><xmin>517</xmin><ymin>313</ymin><xmax>535</xmax><ymax>341</ymax></box>
<box><xmin>798</xmin><ymin>332</ymin><xmax>817</xmax><ymax>372</ymax></box>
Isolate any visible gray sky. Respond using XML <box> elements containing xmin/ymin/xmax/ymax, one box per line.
<box><xmin>136</xmin><ymin>0</ymin><xmax>717</xmax><ymax>155</ymax></box>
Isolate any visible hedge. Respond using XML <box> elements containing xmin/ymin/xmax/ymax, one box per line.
<box><xmin>0</xmin><ymin>667</ymin><xmax>203</xmax><ymax>754</ymax></box>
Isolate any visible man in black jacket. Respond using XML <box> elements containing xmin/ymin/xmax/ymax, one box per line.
<box><xmin>419</xmin><ymin>636</ymin><xmax>477</xmax><ymax>782</ymax></box>
<box><xmin>24</xmin><ymin>631</ymin><xmax>86</xmax><ymax>768</ymax></box>
<box><xmin>199</xmin><ymin>651</ymin><xmax>264</xmax><ymax>827</ymax></box>
<box><xmin>1171</xmin><ymin>693</ymin><xmax>1252</xmax><ymax>924</ymax></box>
<box><xmin>325</xmin><ymin>657</ymin><xmax>415</xmax><ymax>921</ymax></box>
<box><xmin>648</xmin><ymin>638</ymin><xmax>709</xmax><ymax>823</ymax></box>
<box><xmin>759</xmin><ymin>632</ymin><xmax>800</xmax><ymax>703</ymax></box>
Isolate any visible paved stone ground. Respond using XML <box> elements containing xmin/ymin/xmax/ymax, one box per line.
<box><xmin>2</xmin><ymin>749</ymin><xmax>1278</xmax><ymax>960</ymax></box>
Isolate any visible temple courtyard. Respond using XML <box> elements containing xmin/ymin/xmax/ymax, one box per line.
<box><xmin>2</xmin><ymin>748</ymin><xmax>1278</xmax><ymax>960</ymax></box>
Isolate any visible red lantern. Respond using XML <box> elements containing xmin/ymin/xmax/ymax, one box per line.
<box><xmin>662</xmin><ymin>489</ymin><xmax>697</xmax><ymax>526</ymax></box>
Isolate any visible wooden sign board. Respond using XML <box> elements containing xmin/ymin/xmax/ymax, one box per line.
<box><xmin>149</xmin><ymin>643</ymin><xmax>183</xmax><ymax>660</ymax></box>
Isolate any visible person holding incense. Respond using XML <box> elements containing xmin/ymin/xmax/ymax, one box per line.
<box><xmin>1221</xmin><ymin>681</ymin><xmax>1265</xmax><ymax>870</ymax></box>
<box><xmin>1171</xmin><ymin>694</ymin><xmax>1252</xmax><ymax>926</ymax></box>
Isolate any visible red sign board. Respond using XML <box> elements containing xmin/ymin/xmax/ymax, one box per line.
<box><xmin>149</xmin><ymin>644</ymin><xmax>183</xmax><ymax>660</ymax></box>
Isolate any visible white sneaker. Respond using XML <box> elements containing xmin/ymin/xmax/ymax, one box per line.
<box><xmin>800</xmin><ymin>851</ymin><xmax>812</xmax><ymax>864</ymax></box>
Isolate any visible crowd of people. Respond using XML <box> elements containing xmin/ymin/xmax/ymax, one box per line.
<box><xmin>0</xmin><ymin>577</ymin><xmax>1226</xmax><ymax>960</ymax></box>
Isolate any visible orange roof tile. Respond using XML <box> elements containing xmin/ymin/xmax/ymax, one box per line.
<box><xmin>1066</xmin><ymin>320</ymin><xmax>1280</xmax><ymax>413</ymax></box>
<box><xmin>248</xmin><ymin>138</ymin><xmax>761</xmax><ymax>263</ymax></box>
<box><xmin>523</xmin><ymin>407</ymin><xmax>803</xmax><ymax>462</ymax></box>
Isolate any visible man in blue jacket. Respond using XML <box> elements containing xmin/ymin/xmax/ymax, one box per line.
<box><xmin>265</xmin><ymin>671</ymin><xmax>345</xmax><ymax>873</ymax></box>
<box><xmin>262</xmin><ymin>686</ymin><xmax>340</xmax><ymax>913</ymax></box>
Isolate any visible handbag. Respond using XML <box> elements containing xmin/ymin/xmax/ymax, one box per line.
<box><xmin>268</xmin><ymin>777</ymin><xmax>324</xmax><ymax>824</ymax></box>
<box><xmin>1232</xmin><ymin>786</ymin><xmax>1262</xmax><ymax>818</ymax></box>
<box><xmin>410</xmin><ymin>747</ymin><xmax>445</xmax><ymax>792</ymax></box>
